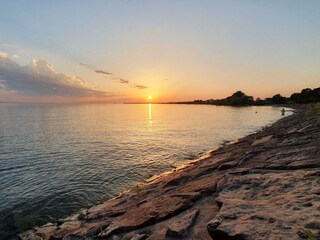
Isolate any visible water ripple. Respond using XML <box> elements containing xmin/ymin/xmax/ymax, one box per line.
<box><xmin>0</xmin><ymin>103</ymin><xmax>291</xmax><ymax>239</ymax></box>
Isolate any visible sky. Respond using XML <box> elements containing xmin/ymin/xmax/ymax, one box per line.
<box><xmin>0</xmin><ymin>0</ymin><xmax>319</xmax><ymax>103</ymax></box>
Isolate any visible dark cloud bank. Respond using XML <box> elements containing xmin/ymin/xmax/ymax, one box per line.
<box><xmin>0</xmin><ymin>57</ymin><xmax>111</xmax><ymax>98</ymax></box>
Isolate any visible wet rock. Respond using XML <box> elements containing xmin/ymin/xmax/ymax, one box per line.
<box><xmin>19</xmin><ymin>231</ymin><xmax>43</xmax><ymax>240</ymax></box>
<box><xmin>57</xmin><ymin>219</ymin><xmax>64</xmax><ymax>226</ymax></box>
<box><xmin>34</xmin><ymin>224</ymin><xmax>57</xmax><ymax>239</ymax></box>
<box><xmin>77</xmin><ymin>213</ymin><xmax>86</xmax><ymax>221</ymax></box>
<box><xmin>53</xmin><ymin>221</ymin><xmax>82</xmax><ymax>239</ymax></box>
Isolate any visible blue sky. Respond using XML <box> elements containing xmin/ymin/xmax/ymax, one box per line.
<box><xmin>0</xmin><ymin>0</ymin><xmax>319</xmax><ymax>102</ymax></box>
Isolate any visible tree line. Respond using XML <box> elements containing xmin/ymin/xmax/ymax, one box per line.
<box><xmin>173</xmin><ymin>87</ymin><xmax>320</xmax><ymax>106</ymax></box>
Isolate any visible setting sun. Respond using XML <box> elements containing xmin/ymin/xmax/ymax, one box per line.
<box><xmin>148</xmin><ymin>95</ymin><xmax>153</xmax><ymax>100</ymax></box>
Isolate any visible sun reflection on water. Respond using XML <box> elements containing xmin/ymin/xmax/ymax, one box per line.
<box><xmin>0</xmin><ymin>104</ymin><xmax>290</xmax><ymax>238</ymax></box>
<box><xmin>148</xmin><ymin>103</ymin><xmax>152</xmax><ymax>127</ymax></box>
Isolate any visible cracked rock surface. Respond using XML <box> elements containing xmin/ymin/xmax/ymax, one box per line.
<box><xmin>20</xmin><ymin>106</ymin><xmax>320</xmax><ymax>239</ymax></box>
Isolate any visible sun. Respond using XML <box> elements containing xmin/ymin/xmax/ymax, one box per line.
<box><xmin>148</xmin><ymin>95</ymin><xmax>152</xmax><ymax>100</ymax></box>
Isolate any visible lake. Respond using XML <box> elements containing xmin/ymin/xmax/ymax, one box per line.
<box><xmin>0</xmin><ymin>103</ymin><xmax>291</xmax><ymax>239</ymax></box>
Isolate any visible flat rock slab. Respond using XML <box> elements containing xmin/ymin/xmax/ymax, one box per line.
<box><xmin>165</xmin><ymin>209</ymin><xmax>199</xmax><ymax>238</ymax></box>
<box><xmin>208</xmin><ymin>170</ymin><xmax>320</xmax><ymax>240</ymax></box>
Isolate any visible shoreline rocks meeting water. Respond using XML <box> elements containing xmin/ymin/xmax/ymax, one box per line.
<box><xmin>20</xmin><ymin>105</ymin><xmax>320</xmax><ymax>240</ymax></box>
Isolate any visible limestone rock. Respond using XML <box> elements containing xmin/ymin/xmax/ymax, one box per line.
<box><xmin>209</xmin><ymin>170</ymin><xmax>320</xmax><ymax>240</ymax></box>
<box><xmin>165</xmin><ymin>210</ymin><xmax>199</xmax><ymax>238</ymax></box>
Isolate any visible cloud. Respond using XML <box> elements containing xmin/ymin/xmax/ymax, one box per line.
<box><xmin>119</xmin><ymin>79</ymin><xmax>129</xmax><ymax>84</ymax></box>
<box><xmin>80</xmin><ymin>63</ymin><xmax>113</xmax><ymax>76</ymax></box>
<box><xmin>134</xmin><ymin>84</ymin><xmax>147</xmax><ymax>89</ymax></box>
<box><xmin>0</xmin><ymin>50</ymin><xmax>8</xmax><ymax>58</ymax></box>
<box><xmin>95</xmin><ymin>70</ymin><xmax>113</xmax><ymax>75</ymax></box>
<box><xmin>112</xmin><ymin>76</ymin><xmax>129</xmax><ymax>84</ymax></box>
<box><xmin>12</xmin><ymin>54</ymin><xmax>19</xmax><ymax>60</ymax></box>
<box><xmin>79</xmin><ymin>62</ymin><xmax>93</xmax><ymax>70</ymax></box>
<box><xmin>0</xmin><ymin>57</ymin><xmax>112</xmax><ymax>98</ymax></box>
<box><xmin>0</xmin><ymin>80</ymin><xmax>6</xmax><ymax>90</ymax></box>
<box><xmin>79</xmin><ymin>62</ymin><xmax>148</xmax><ymax>89</ymax></box>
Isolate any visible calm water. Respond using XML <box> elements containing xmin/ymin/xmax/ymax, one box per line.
<box><xmin>0</xmin><ymin>103</ymin><xmax>290</xmax><ymax>238</ymax></box>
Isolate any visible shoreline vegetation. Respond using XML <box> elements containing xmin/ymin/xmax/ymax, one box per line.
<box><xmin>167</xmin><ymin>87</ymin><xmax>320</xmax><ymax>106</ymax></box>
<box><xmin>20</xmin><ymin>103</ymin><xmax>320</xmax><ymax>239</ymax></box>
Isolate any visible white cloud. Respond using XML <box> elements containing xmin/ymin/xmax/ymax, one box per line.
<box><xmin>0</xmin><ymin>50</ymin><xmax>8</xmax><ymax>58</ymax></box>
<box><xmin>0</xmin><ymin>56</ymin><xmax>112</xmax><ymax>98</ymax></box>
<box><xmin>12</xmin><ymin>54</ymin><xmax>19</xmax><ymax>60</ymax></box>
<box><xmin>0</xmin><ymin>80</ymin><xmax>6</xmax><ymax>90</ymax></box>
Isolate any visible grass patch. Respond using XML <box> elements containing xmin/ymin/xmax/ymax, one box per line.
<box><xmin>305</xmin><ymin>229</ymin><xmax>315</xmax><ymax>240</ymax></box>
<box><xmin>305</xmin><ymin>103</ymin><xmax>320</xmax><ymax>126</ymax></box>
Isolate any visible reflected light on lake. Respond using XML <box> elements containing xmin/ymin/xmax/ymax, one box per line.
<box><xmin>148</xmin><ymin>103</ymin><xmax>153</xmax><ymax>127</ymax></box>
<box><xmin>0</xmin><ymin>103</ymin><xmax>291</xmax><ymax>238</ymax></box>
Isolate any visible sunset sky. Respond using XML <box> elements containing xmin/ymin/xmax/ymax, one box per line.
<box><xmin>0</xmin><ymin>1</ymin><xmax>319</xmax><ymax>103</ymax></box>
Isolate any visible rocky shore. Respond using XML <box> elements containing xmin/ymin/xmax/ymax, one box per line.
<box><xmin>21</xmin><ymin>105</ymin><xmax>320</xmax><ymax>240</ymax></box>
